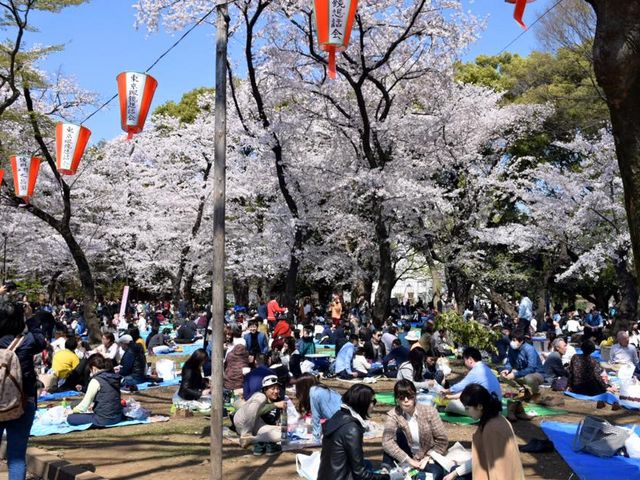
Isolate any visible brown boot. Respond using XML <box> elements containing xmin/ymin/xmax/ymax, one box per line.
<box><xmin>507</xmin><ymin>401</ymin><xmax>519</xmax><ymax>422</ymax></box>
<box><xmin>515</xmin><ymin>401</ymin><xmax>535</xmax><ymax>421</ymax></box>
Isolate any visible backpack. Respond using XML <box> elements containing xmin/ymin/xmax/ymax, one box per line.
<box><xmin>0</xmin><ymin>336</ymin><xmax>25</xmax><ymax>421</ymax></box>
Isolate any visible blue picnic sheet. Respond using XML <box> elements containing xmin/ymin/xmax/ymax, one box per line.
<box><xmin>39</xmin><ymin>377</ymin><xmax>181</xmax><ymax>402</ymax></box>
<box><xmin>154</xmin><ymin>342</ymin><xmax>202</xmax><ymax>356</ymax></box>
<box><xmin>123</xmin><ymin>377</ymin><xmax>181</xmax><ymax>392</ymax></box>
<box><xmin>541</xmin><ymin>421</ymin><xmax>640</xmax><ymax>480</ymax></box>
<box><xmin>30</xmin><ymin>417</ymin><xmax>151</xmax><ymax>437</ymax></box>
<box><xmin>563</xmin><ymin>390</ymin><xmax>635</xmax><ymax>407</ymax></box>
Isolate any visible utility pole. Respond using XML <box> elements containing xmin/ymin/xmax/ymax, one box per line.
<box><xmin>210</xmin><ymin>1</ymin><xmax>229</xmax><ymax>479</ymax></box>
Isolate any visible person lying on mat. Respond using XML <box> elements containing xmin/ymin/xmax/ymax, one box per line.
<box><xmin>67</xmin><ymin>355</ymin><xmax>125</xmax><ymax>427</ymax></box>
<box><xmin>381</xmin><ymin>379</ymin><xmax>453</xmax><ymax>480</ymax></box>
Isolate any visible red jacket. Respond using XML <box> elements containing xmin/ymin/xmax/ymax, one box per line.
<box><xmin>273</xmin><ymin>320</ymin><xmax>292</xmax><ymax>339</ymax></box>
<box><xmin>267</xmin><ymin>299</ymin><xmax>285</xmax><ymax>322</ymax></box>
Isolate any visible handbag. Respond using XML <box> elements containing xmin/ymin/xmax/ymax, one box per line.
<box><xmin>573</xmin><ymin>415</ymin><xmax>631</xmax><ymax>457</ymax></box>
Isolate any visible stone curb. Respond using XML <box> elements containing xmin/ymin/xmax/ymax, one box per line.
<box><xmin>2</xmin><ymin>444</ymin><xmax>108</xmax><ymax>480</ymax></box>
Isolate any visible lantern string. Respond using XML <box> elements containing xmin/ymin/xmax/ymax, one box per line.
<box><xmin>78</xmin><ymin>4</ymin><xmax>219</xmax><ymax>125</ymax></box>
<box><xmin>497</xmin><ymin>0</ymin><xmax>566</xmax><ymax>55</ymax></box>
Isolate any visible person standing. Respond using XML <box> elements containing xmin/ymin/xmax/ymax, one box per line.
<box><xmin>0</xmin><ymin>297</ymin><xmax>48</xmax><ymax>480</ymax></box>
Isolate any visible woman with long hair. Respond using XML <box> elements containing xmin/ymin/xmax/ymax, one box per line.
<box><xmin>382</xmin><ymin>380</ymin><xmax>450</xmax><ymax>480</ymax></box>
<box><xmin>293</xmin><ymin>373</ymin><xmax>341</xmax><ymax>440</ymax></box>
<box><xmin>178</xmin><ymin>348</ymin><xmax>210</xmax><ymax>400</ymax></box>
<box><xmin>568</xmin><ymin>339</ymin><xmax>614</xmax><ymax>396</ymax></box>
<box><xmin>397</xmin><ymin>347</ymin><xmax>435</xmax><ymax>389</ymax></box>
<box><xmin>318</xmin><ymin>384</ymin><xmax>389</xmax><ymax>480</ymax></box>
<box><xmin>456</xmin><ymin>384</ymin><xmax>524</xmax><ymax>480</ymax></box>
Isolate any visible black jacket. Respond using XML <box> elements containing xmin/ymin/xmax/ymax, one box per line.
<box><xmin>92</xmin><ymin>371</ymin><xmax>124</xmax><ymax>426</ymax></box>
<box><xmin>363</xmin><ymin>341</ymin><xmax>386</xmax><ymax>362</ymax></box>
<box><xmin>120</xmin><ymin>343</ymin><xmax>146</xmax><ymax>379</ymax></box>
<box><xmin>0</xmin><ymin>323</ymin><xmax>47</xmax><ymax>399</ymax></box>
<box><xmin>179</xmin><ymin>364</ymin><xmax>206</xmax><ymax>400</ymax></box>
<box><xmin>318</xmin><ymin>409</ymin><xmax>389</xmax><ymax>480</ymax></box>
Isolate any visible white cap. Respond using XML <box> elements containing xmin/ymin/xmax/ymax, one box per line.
<box><xmin>117</xmin><ymin>334</ymin><xmax>133</xmax><ymax>344</ymax></box>
<box><xmin>261</xmin><ymin>375</ymin><xmax>280</xmax><ymax>388</ymax></box>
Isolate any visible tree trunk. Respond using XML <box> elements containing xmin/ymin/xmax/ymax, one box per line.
<box><xmin>60</xmin><ymin>228</ymin><xmax>99</xmax><ymax>343</ymax></box>
<box><xmin>613</xmin><ymin>246</ymin><xmax>638</xmax><ymax>333</ymax></box>
<box><xmin>587</xmin><ymin>0</ymin><xmax>640</xmax><ymax>283</ymax></box>
<box><xmin>372</xmin><ymin>208</ymin><xmax>395</xmax><ymax>326</ymax></box>
<box><xmin>232</xmin><ymin>276</ymin><xmax>250</xmax><ymax>307</ymax></box>
<box><xmin>479</xmin><ymin>287</ymin><xmax>518</xmax><ymax>318</ymax></box>
<box><xmin>47</xmin><ymin>270</ymin><xmax>63</xmax><ymax>303</ymax></box>
<box><xmin>172</xmin><ymin>246</ymin><xmax>189</xmax><ymax>305</ymax></box>
<box><xmin>425</xmin><ymin>250</ymin><xmax>442</xmax><ymax>307</ymax></box>
<box><xmin>283</xmin><ymin>227</ymin><xmax>304</xmax><ymax>322</ymax></box>
<box><xmin>446</xmin><ymin>266</ymin><xmax>471</xmax><ymax>314</ymax></box>
<box><xmin>351</xmin><ymin>275</ymin><xmax>374</xmax><ymax>304</ymax></box>
<box><xmin>183</xmin><ymin>266</ymin><xmax>196</xmax><ymax>305</ymax></box>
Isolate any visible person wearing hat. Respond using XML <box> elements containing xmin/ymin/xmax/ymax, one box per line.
<box><xmin>232</xmin><ymin>374</ymin><xmax>285</xmax><ymax>456</ymax></box>
<box><xmin>117</xmin><ymin>334</ymin><xmax>149</xmax><ymax>387</ymax></box>
<box><xmin>405</xmin><ymin>330</ymin><xmax>422</xmax><ymax>350</ymax></box>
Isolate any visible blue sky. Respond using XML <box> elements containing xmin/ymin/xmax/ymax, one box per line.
<box><xmin>27</xmin><ymin>0</ymin><xmax>554</xmax><ymax>143</ymax></box>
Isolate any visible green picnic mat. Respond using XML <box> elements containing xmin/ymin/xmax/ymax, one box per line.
<box><xmin>439</xmin><ymin>400</ymin><xmax>568</xmax><ymax>425</ymax></box>
<box><xmin>375</xmin><ymin>392</ymin><xmax>396</xmax><ymax>406</ymax></box>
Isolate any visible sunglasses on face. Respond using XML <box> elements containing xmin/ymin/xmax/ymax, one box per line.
<box><xmin>397</xmin><ymin>394</ymin><xmax>415</xmax><ymax>401</ymax></box>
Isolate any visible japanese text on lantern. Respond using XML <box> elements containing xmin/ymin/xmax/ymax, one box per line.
<box><xmin>61</xmin><ymin>125</ymin><xmax>75</xmax><ymax>170</ymax></box>
<box><xmin>16</xmin><ymin>156</ymin><xmax>29</xmax><ymax>195</ymax></box>
<box><xmin>329</xmin><ymin>0</ymin><xmax>348</xmax><ymax>44</ymax></box>
<box><xmin>127</xmin><ymin>74</ymin><xmax>139</xmax><ymax>124</ymax></box>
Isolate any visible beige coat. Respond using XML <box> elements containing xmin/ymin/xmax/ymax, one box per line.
<box><xmin>471</xmin><ymin>415</ymin><xmax>525</xmax><ymax>480</ymax></box>
<box><xmin>382</xmin><ymin>404</ymin><xmax>448</xmax><ymax>463</ymax></box>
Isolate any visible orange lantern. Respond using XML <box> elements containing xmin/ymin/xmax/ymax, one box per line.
<box><xmin>55</xmin><ymin>122</ymin><xmax>91</xmax><ymax>175</ymax></box>
<box><xmin>10</xmin><ymin>155</ymin><xmax>41</xmax><ymax>202</ymax></box>
<box><xmin>313</xmin><ymin>0</ymin><xmax>359</xmax><ymax>79</ymax></box>
<box><xmin>116</xmin><ymin>72</ymin><xmax>158</xmax><ymax>140</ymax></box>
<box><xmin>0</xmin><ymin>168</ymin><xmax>4</xmax><ymax>186</ymax></box>
<box><xmin>506</xmin><ymin>0</ymin><xmax>535</xmax><ymax>29</ymax></box>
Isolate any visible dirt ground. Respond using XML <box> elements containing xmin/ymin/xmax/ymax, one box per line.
<box><xmin>19</xmin><ymin>367</ymin><xmax>639</xmax><ymax>480</ymax></box>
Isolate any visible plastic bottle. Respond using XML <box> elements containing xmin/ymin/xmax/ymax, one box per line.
<box><xmin>61</xmin><ymin>398</ymin><xmax>68</xmax><ymax>409</ymax></box>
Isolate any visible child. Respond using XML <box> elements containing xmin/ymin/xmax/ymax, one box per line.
<box><xmin>353</xmin><ymin>346</ymin><xmax>371</xmax><ymax>375</ymax></box>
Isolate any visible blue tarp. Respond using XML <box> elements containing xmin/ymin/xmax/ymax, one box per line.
<box><xmin>39</xmin><ymin>377</ymin><xmax>181</xmax><ymax>402</ymax></box>
<box><xmin>541</xmin><ymin>421</ymin><xmax>640</xmax><ymax>480</ymax></box>
<box><xmin>30</xmin><ymin>416</ymin><xmax>151</xmax><ymax>437</ymax></box>
<box><xmin>563</xmin><ymin>390</ymin><xmax>635</xmax><ymax>408</ymax></box>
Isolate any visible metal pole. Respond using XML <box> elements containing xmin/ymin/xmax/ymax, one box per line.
<box><xmin>2</xmin><ymin>233</ymin><xmax>7</xmax><ymax>283</ymax></box>
<box><xmin>210</xmin><ymin>2</ymin><xmax>228</xmax><ymax>479</ymax></box>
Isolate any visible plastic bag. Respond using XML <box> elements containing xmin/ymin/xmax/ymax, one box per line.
<box><xmin>38</xmin><ymin>406</ymin><xmax>68</xmax><ymax>425</ymax></box>
<box><xmin>124</xmin><ymin>398</ymin><xmax>149</xmax><ymax>420</ymax></box>
<box><xmin>286</xmin><ymin>397</ymin><xmax>300</xmax><ymax>428</ymax></box>
<box><xmin>296</xmin><ymin>451</ymin><xmax>321</xmax><ymax>480</ymax></box>
<box><xmin>436</xmin><ymin>357</ymin><xmax>452</xmax><ymax>377</ymax></box>
<box><xmin>155</xmin><ymin>358</ymin><xmax>176</xmax><ymax>380</ymax></box>
<box><xmin>625</xmin><ymin>428</ymin><xmax>640</xmax><ymax>458</ymax></box>
<box><xmin>619</xmin><ymin>381</ymin><xmax>640</xmax><ymax>410</ymax></box>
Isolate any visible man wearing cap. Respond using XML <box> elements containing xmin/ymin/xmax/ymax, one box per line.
<box><xmin>232</xmin><ymin>375</ymin><xmax>285</xmax><ymax>456</ymax></box>
<box><xmin>405</xmin><ymin>330</ymin><xmax>422</xmax><ymax>350</ymax></box>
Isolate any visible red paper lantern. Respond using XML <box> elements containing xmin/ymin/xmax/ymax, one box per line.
<box><xmin>55</xmin><ymin>122</ymin><xmax>91</xmax><ymax>175</ymax></box>
<box><xmin>116</xmin><ymin>72</ymin><xmax>158</xmax><ymax>140</ymax></box>
<box><xmin>506</xmin><ymin>0</ymin><xmax>536</xmax><ymax>29</ymax></box>
<box><xmin>10</xmin><ymin>155</ymin><xmax>41</xmax><ymax>202</ymax></box>
<box><xmin>313</xmin><ymin>0</ymin><xmax>359</xmax><ymax>79</ymax></box>
<box><xmin>0</xmin><ymin>168</ymin><xmax>4</xmax><ymax>186</ymax></box>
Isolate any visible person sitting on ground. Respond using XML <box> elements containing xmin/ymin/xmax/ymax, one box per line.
<box><xmin>67</xmin><ymin>356</ymin><xmax>125</xmax><ymax>427</ymax></box>
<box><xmin>499</xmin><ymin>332</ymin><xmax>545</xmax><ymax>401</ymax></box>
<box><xmin>177</xmin><ymin>348</ymin><xmax>210</xmax><ymax>401</ymax></box>
<box><xmin>382</xmin><ymin>380</ymin><xmax>452</xmax><ymax>480</ymax></box>
<box><xmin>381</xmin><ymin>325</ymin><xmax>398</xmax><ymax>354</ymax></box>
<box><xmin>299</xmin><ymin>326</ymin><xmax>316</xmax><ymax>357</ymax></box>
<box><xmin>244</xmin><ymin>319</ymin><xmax>269</xmax><ymax>356</ymax></box>
<box><xmin>293</xmin><ymin>373</ymin><xmax>342</xmax><ymax>440</ymax></box>
<box><xmin>283</xmin><ymin>336</ymin><xmax>302</xmax><ymax>378</ymax></box>
<box><xmin>243</xmin><ymin>353</ymin><xmax>276</xmax><ymax>401</ymax></box>
<box><xmin>272</xmin><ymin>316</ymin><xmax>292</xmax><ymax>340</ymax></box>
<box><xmin>568</xmin><ymin>339</ymin><xmax>616</xmax><ymax>396</ymax></box>
<box><xmin>405</xmin><ymin>330</ymin><xmax>422</xmax><ymax>351</ymax></box>
<box><xmin>431</xmin><ymin>327</ymin><xmax>454</xmax><ymax>357</ymax></box>
<box><xmin>457</xmin><ymin>384</ymin><xmax>524</xmax><ymax>480</ymax></box>
<box><xmin>564</xmin><ymin>314</ymin><xmax>583</xmax><ymax>335</ymax></box>
<box><xmin>353</xmin><ymin>346</ymin><xmax>372</xmax><ymax>376</ymax></box>
<box><xmin>382</xmin><ymin>339</ymin><xmax>409</xmax><ymax>378</ymax></box>
<box><xmin>398</xmin><ymin>323</ymin><xmax>411</xmax><ymax>349</ymax></box>
<box><xmin>364</xmin><ymin>329</ymin><xmax>387</xmax><ymax>363</ymax></box>
<box><xmin>60</xmin><ymin>352</ymin><xmax>104</xmax><ymax>393</ymax></box>
<box><xmin>318</xmin><ymin>384</ymin><xmax>389</xmax><ymax>480</ymax></box>
<box><xmin>442</xmin><ymin>347</ymin><xmax>502</xmax><ymax>415</ymax></box>
<box><xmin>397</xmin><ymin>347</ymin><xmax>438</xmax><ymax>390</ymax></box>
<box><xmin>543</xmin><ymin>337</ymin><xmax>575</xmax><ymax>382</ymax></box>
<box><xmin>175</xmin><ymin>318</ymin><xmax>198</xmax><ymax>344</ymax></box>
<box><xmin>147</xmin><ymin>327</ymin><xmax>176</xmax><ymax>355</ymax></box>
<box><xmin>267</xmin><ymin>349</ymin><xmax>290</xmax><ymax>388</ymax></box>
<box><xmin>117</xmin><ymin>334</ymin><xmax>151</xmax><ymax>387</ymax></box>
<box><xmin>92</xmin><ymin>332</ymin><xmax>120</xmax><ymax>363</ymax></box>
<box><xmin>128</xmin><ymin>327</ymin><xmax>146</xmax><ymax>354</ymax></box>
<box><xmin>52</xmin><ymin>337</ymin><xmax>80</xmax><ymax>382</ymax></box>
<box><xmin>610</xmin><ymin>330</ymin><xmax>639</xmax><ymax>369</ymax></box>
<box><xmin>334</xmin><ymin>334</ymin><xmax>361</xmax><ymax>379</ymax></box>
<box><xmin>233</xmin><ymin>375</ymin><xmax>285</xmax><ymax>456</ymax></box>
<box><xmin>223</xmin><ymin>342</ymin><xmax>250</xmax><ymax>393</ymax></box>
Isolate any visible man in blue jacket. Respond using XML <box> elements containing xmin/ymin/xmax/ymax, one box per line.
<box><xmin>244</xmin><ymin>320</ymin><xmax>269</xmax><ymax>356</ymax></box>
<box><xmin>500</xmin><ymin>332</ymin><xmax>545</xmax><ymax>397</ymax></box>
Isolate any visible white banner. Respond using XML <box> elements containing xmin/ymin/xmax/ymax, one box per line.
<box><xmin>328</xmin><ymin>0</ymin><xmax>351</xmax><ymax>44</ymax></box>
<box><xmin>125</xmin><ymin>72</ymin><xmax>145</xmax><ymax>127</ymax></box>
<box><xmin>59</xmin><ymin>124</ymin><xmax>81</xmax><ymax>171</ymax></box>
<box><xmin>14</xmin><ymin>156</ymin><xmax>30</xmax><ymax>197</ymax></box>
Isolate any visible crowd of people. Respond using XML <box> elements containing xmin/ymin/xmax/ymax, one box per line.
<box><xmin>3</xmin><ymin>282</ymin><xmax>640</xmax><ymax>480</ymax></box>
